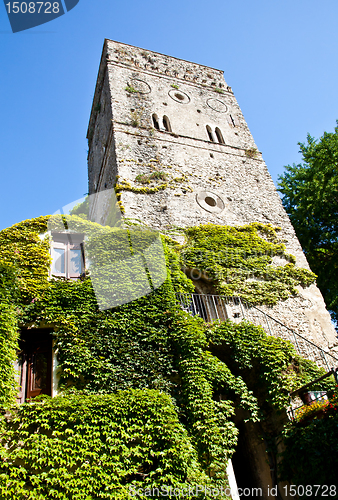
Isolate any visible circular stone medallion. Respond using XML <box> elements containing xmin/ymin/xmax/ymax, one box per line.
<box><xmin>129</xmin><ymin>79</ymin><xmax>151</xmax><ymax>94</ymax></box>
<box><xmin>206</xmin><ymin>98</ymin><xmax>227</xmax><ymax>113</ymax></box>
<box><xmin>196</xmin><ymin>191</ymin><xmax>225</xmax><ymax>213</ymax></box>
<box><xmin>168</xmin><ymin>89</ymin><xmax>191</xmax><ymax>104</ymax></box>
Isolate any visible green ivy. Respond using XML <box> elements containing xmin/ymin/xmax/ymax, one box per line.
<box><xmin>208</xmin><ymin>320</ymin><xmax>329</xmax><ymax>410</ymax></box>
<box><xmin>115</xmin><ymin>180</ymin><xmax>168</xmax><ymax>195</ymax></box>
<box><xmin>69</xmin><ymin>196</ymin><xmax>89</xmax><ymax>220</ymax></box>
<box><xmin>0</xmin><ymin>262</ymin><xmax>20</xmax><ymax>408</ymax></box>
<box><xmin>0</xmin><ymin>216</ymin><xmax>330</xmax><ymax>495</ymax></box>
<box><xmin>112</xmin><ymin>161</ymin><xmax>194</xmax><ymax>209</ymax></box>
<box><xmin>0</xmin><ymin>390</ymin><xmax>215</xmax><ymax>500</ymax></box>
<box><xmin>181</xmin><ymin>223</ymin><xmax>316</xmax><ymax>305</ymax></box>
<box><xmin>135</xmin><ymin>172</ymin><xmax>167</xmax><ymax>184</ymax></box>
<box><xmin>125</xmin><ymin>86</ymin><xmax>138</xmax><ymax>94</ymax></box>
<box><xmin>0</xmin><ymin>216</ymin><xmax>51</xmax><ymax>302</ymax></box>
<box><xmin>279</xmin><ymin>389</ymin><xmax>338</xmax><ymax>493</ymax></box>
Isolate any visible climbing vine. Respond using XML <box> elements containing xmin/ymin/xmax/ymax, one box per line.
<box><xmin>0</xmin><ymin>216</ymin><xmax>51</xmax><ymax>301</ymax></box>
<box><xmin>0</xmin><ymin>391</ymin><xmax>214</xmax><ymax>500</ymax></box>
<box><xmin>207</xmin><ymin>320</ymin><xmax>329</xmax><ymax>410</ymax></box>
<box><xmin>181</xmin><ymin>223</ymin><xmax>316</xmax><ymax>305</ymax></box>
<box><xmin>0</xmin><ymin>216</ymin><xmax>331</xmax><ymax>496</ymax></box>
<box><xmin>115</xmin><ymin>179</ymin><xmax>168</xmax><ymax>195</ymax></box>
<box><xmin>0</xmin><ymin>262</ymin><xmax>19</xmax><ymax>408</ymax></box>
<box><xmin>279</xmin><ymin>386</ymin><xmax>338</xmax><ymax>490</ymax></box>
<box><xmin>114</xmin><ymin>158</ymin><xmax>193</xmax><ymax>202</ymax></box>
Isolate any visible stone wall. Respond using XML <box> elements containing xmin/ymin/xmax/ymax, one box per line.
<box><xmin>87</xmin><ymin>39</ymin><xmax>337</xmax><ymax>352</ymax></box>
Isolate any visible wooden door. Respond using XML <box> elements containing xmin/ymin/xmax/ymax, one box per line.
<box><xmin>26</xmin><ymin>342</ymin><xmax>52</xmax><ymax>399</ymax></box>
<box><xmin>15</xmin><ymin>352</ymin><xmax>27</xmax><ymax>404</ymax></box>
<box><xmin>17</xmin><ymin>330</ymin><xmax>52</xmax><ymax>402</ymax></box>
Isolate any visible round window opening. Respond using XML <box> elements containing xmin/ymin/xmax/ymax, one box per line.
<box><xmin>128</xmin><ymin>79</ymin><xmax>151</xmax><ymax>94</ymax></box>
<box><xmin>196</xmin><ymin>191</ymin><xmax>225</xmax><ymax>214</ymax></box>
<box><xmin>205</xmin><ymin>196</ymin><xmax>217</xmax><ymax>207</ymax></box>
<box><xmin>168</xmin><ymin>89</ymin><xmax>191</xmax><ymax>104</ymax></box>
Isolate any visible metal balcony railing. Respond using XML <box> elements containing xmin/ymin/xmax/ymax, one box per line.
<box><xmin>176</xmin><ymin>292</ymin><xmax>338</xmax><ymax>372</ymax></box>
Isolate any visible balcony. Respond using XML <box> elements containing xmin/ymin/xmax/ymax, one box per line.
<box><xmin>176</xmin><ymin>292</ymin><xmax>338</xmax><ymax>372</ymax></box>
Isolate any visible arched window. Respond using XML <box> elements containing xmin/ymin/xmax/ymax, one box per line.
<box><xmin>215</xmin><ymin>127</ymin><xmax>225</xmax><ymax>144</ymax></box>
<box><xmin>163</xmin><ymin>116</ymin><xmax>172</xmax><ymax>132</ymax></box>
<box><xmin>152</xmin><ymin>114</ymin><xmax>160</xmax><ymax>130</ymax></box>
<box><xmin>206</xmin><ymin>125</ymin><xmax>215</xmax><ymax>142</ymax></box>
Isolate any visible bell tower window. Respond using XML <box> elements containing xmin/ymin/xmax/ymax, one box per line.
<box><xmin>152</xmin><ymin>114</ymin><xmax>160</xmax><ymax>130</ymax></box>
<box><xmin>206</xmin><ymin>125</ymin><xmax>215</xmax><ymax>142</ymax></box>
<box><xmin>163</xmin><ymin>116</ymin><xmax>172</xmax><ymax>132</ymax></box>
<box><xmin>215</xmin><ymin>127</ymin><xmax>225</xmax><ymax>144</ymax></box>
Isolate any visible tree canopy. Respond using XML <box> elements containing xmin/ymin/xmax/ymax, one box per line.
<box><xmin>278</xmin><ymin>122</ymin><xmax>338</xmax><ymax>323</ymax></box>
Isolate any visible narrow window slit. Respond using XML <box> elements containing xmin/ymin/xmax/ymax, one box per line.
<box><xmin>206</xmin><ymin>125</ymin><xmax>215</xmax><ymax>142</ymax></box>
<box><xmin>215</xmin><ymin>127</ymin><xmax>225</xmax><ymax>144</ymax></box>
<box><xmin>163</xmin><ymin>116</ymin><xmax>172</xmax><ymax>132</ymax></box>
<box><xmin>152</xmin><ymin>114</ymin><xmax>160</xmax><ymax>130</ymax></box>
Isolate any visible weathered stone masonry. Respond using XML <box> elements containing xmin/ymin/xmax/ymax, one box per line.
<box><xmin>87</xmin><ymin>39</ymin><xmax>337</xmax><ymax>351</ymax></box>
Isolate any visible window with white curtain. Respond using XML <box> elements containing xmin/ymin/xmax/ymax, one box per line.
<box><xmin>51</xmin><ymin>233</ymin><xmax>85</xmax><ymax>279</ymax></box>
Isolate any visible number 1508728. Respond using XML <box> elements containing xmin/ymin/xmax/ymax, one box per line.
<box><xmin>5</xmin><ymin>2</ymin><xmax>60</xmax><ymax>14</ymax></box>
<box><xmin>283</xmin><ymin>485</ymin><xmax>336</xmax><ymax>497</ymax></box>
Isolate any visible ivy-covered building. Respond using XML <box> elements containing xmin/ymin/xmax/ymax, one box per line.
<box><xmin>0</xmin><ymin>41</ymin><xmax>338</xmax><ymax>499</ymax></box>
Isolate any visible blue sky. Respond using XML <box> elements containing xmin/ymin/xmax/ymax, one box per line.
<box><xmin>1</xmin><ymin>0</ymin><xmax>338</xmax><ymax>231</ymax></box>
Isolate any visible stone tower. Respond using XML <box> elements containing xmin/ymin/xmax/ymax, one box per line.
<box><xmin>87</xmin><ymin>39</ymin><xmax>337</xmax><ymax>352</ymax></box>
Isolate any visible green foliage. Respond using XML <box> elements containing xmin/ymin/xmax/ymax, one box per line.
<box><xmin>0</xmin><ymin>216</ymin><xmax>51</xmax><ymax>302</ymax></box>
<box><xmin>163</xmin><ymin>237</ymin><xmax>195</xmax><ymax>295</ymax></box>
<box><xmin>208</xmin><ymin>320</ymin><xmax>320</xmax><ymax>410</ymax></box>
<box><xmin>171</xmin><ymin>84</ymin><xmax>179</xmax><ymax>89</ymax></box>
<box><xmin>125</xmin><ymin>86</ymin><xmax>138</xmax><ymax>94</ymax></box>
<box><xmin>0</xmin><ymin>260</ymin><xmax>19</xmax><ymax>303</ymax></box>
<box><xmin>0</xmin><ymin>390</ymin><xmax>214</xmax><ymax>499</ymax></box>
<box><xmin>244</xmin><ymin>148</ymin><xmax>258</xmax><ymax>159</ymax></box>
<box><xmin>116</xmin><ymin>180</ymin><xmax>168</xmax><ymax>195</ymax></box>
<box><xmin>0</xmin><ymin>216</ymin><xmax>330</xmax><ymax>494</ymax></box>
<box><xmin>203</xmin><ymin>352</ymin><xmax>260</xmax><ymax>421</ymax></box>
<box><xmin>292</xmin><ymin>356</ymin><xmax>335</xmax><ymax>392</ymax></box>
<box><xmin>22</xmin><ymin>277</ymin><xmax>240</xmax><ymax>478</ymax></box>
<box><xmin>27</xmin><ymin>280</ymin><xmax>176</xmax><ymax>393</ymax></box>
<box><xmin>0</xmin><ymin>262</ymin><xmax>19</xmax><ymax>408</ymax></box>
<box><xmin>279</xmin><ymin>388</ymin><xmax>338</xmax><ymax>492</ymax></box>
<box><xmin>130</xmin><ymin>109</ymin><xmax>143</xmax><ymax>127</ymax></box>
<box><xmin>0</xmin><ymin>303</ymin><xmax>18</xmax><ymax>409</ymax></box>
<box><xmin>4</xmin><ymin>217</ymin><xmax>239</xmax><ymax>480</ymax></box>
<box><xmin>181</xmin><ymin>224</ymin><xmax>316</xmax><ymax>305</ymax></box>
<box><xmin>0</xmin><ymin>218</ymin><xmax>52</xmax><ymax>408</ymax></box>
<box><xmin>84</xmin><ymin>227</ymin><xmax>167</xmax><ymax>310</ymax></box>
<box><xmin>69</xmin><ymin>196</ymin><xmax>89</xmax><ymax>220</ymax></box>
<box><xmin>135</xmin><ymin>172</ymin><xmax>167</xmax><ymax>184</ymax></box>
<box><xmin>278</xmin><ymin>122</ymin><xmax>338</xmax><ymax>323</ymax></box>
